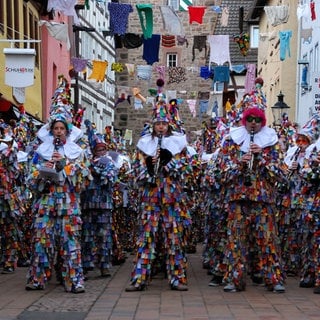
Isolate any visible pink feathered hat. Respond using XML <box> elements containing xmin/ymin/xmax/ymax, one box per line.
<box><xmin>241</xmin><ymin>107</ymin><xmax>267</xmax><ymax>127</ymax></box>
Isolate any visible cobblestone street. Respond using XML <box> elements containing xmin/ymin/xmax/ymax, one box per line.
<box><xmin>1</xmin><ymin>246</ymin><xmax>320</xmax><ymax>320</ymax></box>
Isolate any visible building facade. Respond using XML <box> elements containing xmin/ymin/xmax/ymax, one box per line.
<box><xmin>113</xmin><ymin>0</ymin><xmax>259</xmax><ymax>146</ymax></box>
<box><xmin>74</xmin><ymin>0</ymin><xmax>116</xmax><ymax>133</ymax></box>
<box><xmin>250</xmin><ymin>0</ymin><xmax>298</xmax><ymax>126</ymax></box>
<box><xmin>0</xmin><ymin>0</ymin><xmax>43</xmax><ymax>121</ymax></box>
<box><xmin>296</xmin><ymin>0</ymin><xmax>320</xmax><ymax>127</ymax></box>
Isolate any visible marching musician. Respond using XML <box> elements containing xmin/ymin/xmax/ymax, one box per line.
<box><xmin>125</xmin><ymin>97</ymin><xmax>192</xmax><ymax>292</ymax></box>
<box><xmin>299</xmin><ymin>133</ymin><xmax>320</xmax><ymax>293</ymax></box>
<box><xmin>279</xmin><ymin>130</ymin><xmax>312</xmax><ymax>277</ymax></box>
<box><xmin>210</xmin><ymin>106</ymin><xmax>287</xmax><ymax>293</ymax></box>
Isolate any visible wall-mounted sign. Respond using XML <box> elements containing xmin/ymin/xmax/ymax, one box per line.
<box><xmin>4</xmin><ymin>48</ymin><xmax>36</xmax><ymax>87</ymax></box>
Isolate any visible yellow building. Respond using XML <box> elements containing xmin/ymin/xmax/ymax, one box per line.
<box><xmin>251</xmin><ymin>0</ymin><xmax>298</xmax><ymax>125</ymax></box>
<box><xmin>0</xmin><ymin>0</ymin><xmax>42</xmax><ymax>121</ymax></box>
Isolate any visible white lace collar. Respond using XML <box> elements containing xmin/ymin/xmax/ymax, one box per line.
<box><xmin>229</xmin><ymin>125</ymin><xmax>278</xmax><ymax>152</ymax></box>
<box><xmin>137</xmin><ymin>132</ymin><xmax>187</xmax><ymax>156</ymax></box>
<box><xmin>36</xmin><ymin>135</ymin><xmax>83</xmax><ymax>160</ymax></box>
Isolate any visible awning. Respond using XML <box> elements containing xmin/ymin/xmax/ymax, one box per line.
<box><xmin>0</xmin><ymin>98</ymin><xmax>13</xmax><ymax>112</ymax></box>
<box><xmin>0</xmin><ymin>97</ymin><xmax>43</xmax><ymax>125</ymax></box>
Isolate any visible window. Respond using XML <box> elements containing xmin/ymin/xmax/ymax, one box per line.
<box><xmin>250</xmin><ymin>25</ymin><xmax>259</xmax><ymax>48</ymax></box>
<box><xmin>167</xmin><ymin>53</ymin><xmax>178</xmax><ymax>67</ymax></box>
<box><xmin>213</xmin><ymin>82</ymin><xmax>224</xmax><ymax>93</ymax></box>
<box><xmin>168</xmin><ymin>0</ymin><xmax>179</xmax><ymax>11</ymax></box>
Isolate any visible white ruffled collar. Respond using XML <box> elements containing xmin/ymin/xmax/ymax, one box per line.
<box><xmin>137</xmin><ymin>132</ymin><xmax>187</xmax><ymax>156</ymax></box>
<box><xmin>36</xmin><ymin>135</ymin><xmax>83</xmax><ymax>160</ymax></box>
<box><xmin>284</xmin><ymin>145</ymin><xmax>306</xmax><ymax>167</ymax></box>
<box><xmin>229</xmin><ymin>125</ymin><xmax>278</xmax><ymax>152</ymax></box>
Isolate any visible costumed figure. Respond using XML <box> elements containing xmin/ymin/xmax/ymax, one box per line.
<box><xmin>278</xmin><ymin>129</ymin><xmax>312</xmax><ymax>277</ymax></box>
<box><xmin>25</xmin><ymin>76</ymin><xmax>90</xmax><ymax>293</ymax></box>
<box><xmin>213</xmin><ymin>106</ymin><xmax>287</xmax><ymax>293</ymax></box>
<box><xmin>0</xmin><ymin>123</ymin><xmax>24</xmax><ymax>274</ymax></box>
<box><xmin>300</xmin><ymin>129</ymin><xmax>320</xmax><ymax>293</ymax></box>
<box><xmin>125</xmin><ymin>95</ymin><xmax>192</xmax><ymax>291</ymax></box>
<box><xmin>81</xmin><ymin>120</ymin><xmax>119</xmax><ymax>278</ymax></box>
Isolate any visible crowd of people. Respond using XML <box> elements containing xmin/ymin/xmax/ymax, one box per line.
<box><xmin>1</xmin><ymin>75</ymin><xmax>320</xmax><ymax>296</ymax></box>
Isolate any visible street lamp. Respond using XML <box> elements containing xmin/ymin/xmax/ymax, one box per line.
<box><xmin>271</xmin><ymin>91</ymin><xmax>290</xmax><ymax>127</ymax></box>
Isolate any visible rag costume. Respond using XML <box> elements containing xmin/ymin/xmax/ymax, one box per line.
<box><xmin>126</xmin><ymin>99</ymin><xmax>192</xmax><ymax>291</ymax></box>
<box><xmin>278</xmin><ymin>137</ymin><xmax>310</xmax><ymax>277</ymax></box>
<box><xmin>0</xmin><ymin>137</ymin><xmax>23</xmax><ymax>274</ymax></box>
<box><xmin>26</xmin><ymin>77</ymin><xmax>90</xmax><ymax>293</ymax></box>
<box><xmin>300</xmin><ymin>136</ymin><xmax>320</xmax><ymax>293</ymax></box>
<box><xmin>80</xmin><ymin>121</ymin><xmax>119</xmax><ymax>278</ymax></box>
<box><xmin>212</xmin><ymin>108</ymin><xmax>287</xmax><ymax>292</ymax></box>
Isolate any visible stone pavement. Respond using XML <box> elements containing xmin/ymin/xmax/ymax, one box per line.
<box><xmin>1</xmin><ymin>246</ymin><xmax>320</xmax><ymax>320</ymax></box>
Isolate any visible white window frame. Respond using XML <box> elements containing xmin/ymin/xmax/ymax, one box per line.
<box><xmin>213</xmin><ymin>82</ymin><xmax>224</xmax><ymax>93</ymax></box>
<box><xmin>250</xmin><ymin>25</ymin><xmax>259</xmax><ymax>48</ymax></box>
<box><xmin>166</xmin><ymin>52</ymin><xmax>178</xmax><ymax>67</ymax></box>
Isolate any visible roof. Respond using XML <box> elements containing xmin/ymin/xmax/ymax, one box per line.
<box><xmin>213</xmin><ymin>0</ymin><xmax>260</xmax><ymax>66</ymax></box>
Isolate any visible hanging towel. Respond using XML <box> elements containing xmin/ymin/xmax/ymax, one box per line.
<box><xmin>108</xmin><ymin>2</ymin><xmax>133</xmax><ymax>35</ymax></box>
<box><xmin>177</xmin><ymin>35</ymin><xmax>188</xmax><ymax>46</ymax></box>
<box><xmin>142</xmin><ymin>34</ymin><xmax>161</xmax><ymax>65</ymax></box>
<box><xmin>297</xmin><ymin>3</ymin><xmax>310</xmax><ymax>20</ymax></box>
<box><xmin>71</xmin><ymin>57</ymin><xmax>88</xmax><ymax>72</ymax></box>
<box><xmin>155</xmin><ymin>65</ymin><xmax>166</xmax><ymax>80</ymax></box>
<box><xmin>208</xmin><ymin>35</ymin><xmax>231</xmax><ymax>66</ymax></box>
<box><xmin>186</xmin><ymin>99</ymin><xmax>197</xmax><ymax>118</ymax></box>
<box><xmin>213</xmin><ymin>66</ymin><xmax>230</xmax><ymax>83</ymax></box>
<box><xmin>244</xmin><ymin>64</ymin><xmax>256</xmax><ymax>93</ymax></box>
<box><xmin>188</xmin><ymin>6</ymin><xmax>206</xmax><ymax>24</ymax></box>
<box><xmin>111</xmin><ymin>62</ymin><xmax>124</xmax><ymax>72</ymax></box>
<box><xmin>200</xmin><ymin>66</ymin><xmax>212</xmax><ymax>80</ymax></box>
<box><xmin>233</xmin><ymin>32</ymin><xmax>250</xmax><ymax>56</ymax></box>
<box><xmin>311</xmin><ymin>1</ymin><xmax>316</xmax><ymax>21</ymax></box>
<box><xmin>88</xmin><ymin>60</ymin><xmax>108</xmax><ymax>82</ymax></box>
<box><xmin>161</xmin><ymin>35</ymin><xmax>176</xmax><ymax>47</ymax></box>
<box><xmin>192</xmin><ymin>35</ymin><xmax>207</xmax><ymax>61</ymax></box>
<box><xmin>220</xmin><ymin>7</ymin><xmax>229</xmax><ymax>27</ymax></box>
<box><xmin>136</xmin><ymin>65</ymin><xmax>153</xmax><ymax>80</ymax></box>
<box><xmin>168</xmin><ymin>67</ymin><xmax>187</xmax><ymax>84</ymax></box>
<box><xmin>300</xmin><ymin>28</ymin><xmax>312</xmax><ymax>44</ymax></box>
<box><xmin>264</xmin><ymin>5</ymin><xmax>289</xmax><ymax>27</ymax></box>
<box><xmin>125</xmin><ymin>63</ymin><xmax>135</xmax><ymax>77</ymax></box>
<box><xmin>136</xmin><ymin>4</ymin><xmax>153</xmax><ymax>39</ymax></box>
<box><xmin>301</xmin><ymin>65</ymin><xmax>308</xmax><ymax>86</ymax></box>
<box><xmin>47</xmin><ymin>0</ymin><xmax>79</xmax><ymax>25</ymax></box>
<box><xmin>39</xmin><ymin>21</ymin><xmax>70</xmax><ymax>50</ymax></box>
<box><xmin>160</xmin><ymin>5</ymin><xmax>184</xmax><ymax>36</ymax></box>
<box><xmin>279</xmin><ymin>30</ymin><xmax>292</xmax><ymax>61</ymax></box>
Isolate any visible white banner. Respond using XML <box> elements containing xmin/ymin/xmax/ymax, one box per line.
<box><xmin>4</xmin><ymin>48</ymin><xmax>36</xmax><ymax>87</ymax></box>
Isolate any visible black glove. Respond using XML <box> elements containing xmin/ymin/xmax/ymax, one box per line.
<box><xmin>160</xmin><ymin>149</ymin><xmax>172</xmax><ymax>166</ymax></box>
<box><xmin>146</xmin><ymin>156</ymin><xmax>154</xmax><ymax>176</ymax></box>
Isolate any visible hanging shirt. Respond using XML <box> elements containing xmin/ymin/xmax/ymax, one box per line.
<box><xmin>108</xmin><ymin>2</ymin><xmax>133</xmax><ymax>35</ymax></box>
<box><xmin>188</xmin><ymin>6</ymin><xmax>206</xmax><ymax>24</ymax></box>
<box><xmin>208</xmin><ymin>35</ymin><xmax>231</xmax><ymax>66</ymax></box>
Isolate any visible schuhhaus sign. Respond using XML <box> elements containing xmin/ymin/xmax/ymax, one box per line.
<box><xmin>4</xmin><ymin>48</ymin><xmax>36</xmax><ymax>87</ymax></box>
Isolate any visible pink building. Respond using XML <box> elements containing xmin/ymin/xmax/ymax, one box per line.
<box><xmin>39</xmin><ymin>13</ymin><xmax>72</xmax><ymax>121</ymax></box>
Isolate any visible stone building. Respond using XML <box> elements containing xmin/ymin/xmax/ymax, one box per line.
<box><xmin>113</xmin><ymin>0</ymin><xmax>259</xmax><ymax>147</ymax></box>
